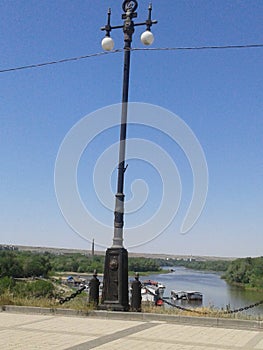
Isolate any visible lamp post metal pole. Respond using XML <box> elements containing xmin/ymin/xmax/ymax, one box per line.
<box><xmin>113</xmin><ymin>10</ymin><xmax>134</xmax><ymax>249</ymax></box>
<box><xmin>100</xmin><ymin>0</ymin><xmax>157</xmax><ymax>311</ymax></box>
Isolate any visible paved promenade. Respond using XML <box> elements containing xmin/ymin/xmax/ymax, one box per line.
<box><xmin>1</xmin><ymin>311</ymin><xmax>263</xmax><ymax>350</ymax></box>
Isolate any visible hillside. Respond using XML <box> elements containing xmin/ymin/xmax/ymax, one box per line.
<box><xmin>0</xmin><ymin>244</ymin><xmax>235</xmax><ymax>261</ymax></box>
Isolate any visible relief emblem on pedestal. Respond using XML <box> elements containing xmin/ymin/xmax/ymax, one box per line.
<box><xmin>109</xmin><ymin>256</ymin><xmax>118</xmax><ymax>271</ymax></box>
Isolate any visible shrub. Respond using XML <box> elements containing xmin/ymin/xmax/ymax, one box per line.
<box><xmin>14</xmin><ymin>280</ymin><xmax>55</xmax><ymax>298</ymax></box>
<box><xmin>0</xmin><ymin>277</ymin><xmax>15</xmax><ymax>294</ymax></box>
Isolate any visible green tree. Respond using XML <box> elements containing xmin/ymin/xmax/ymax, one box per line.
<box><xmin>0</xmin><ymin>251</ymin><xmax>23</xmax><ymax>277</ymax></box>
<box><xmin>223</xmin><ymin>256</ymin><xmax>263</xmax><ymax>289</ymax></box>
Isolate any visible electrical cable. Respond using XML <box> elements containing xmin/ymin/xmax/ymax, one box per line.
<box><xmin>0</xmin><ymin>44</ymin><xmax>262</xmax><ymax>74</ymax></box>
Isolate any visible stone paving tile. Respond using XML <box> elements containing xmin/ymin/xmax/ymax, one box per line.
<box><xmin>0</xmin><ymin>313</ymin><xmax>50</xmax><ymax>327</ymax></box>
<box><xmin>0</xmin><ymin>329</ymin><xmax>91</xmax><ymax>350</ymax></box>
<box><xmin>0</xmin><ymin>313</ymin><xmax>144</xmax><ymax>350</ymax></box>
<box><xmin>94</xmin><ymin>338</ymin><xmax>224</xmax><ymax>350</ymax></box>
<box><xmin>255</xmin><ymin>339</ymin><xmax>263</xmax><ymax>349</ymax></box>
<box><xmin>128</xmin><ymin>323</ymin><xmax>258</xmax><ymax>348</ymax></box>
<box><xmin>19</xmin><ymin>316</ymin><xmax>142</xmax><ymax>337</ymax></box>
<box><xmin>1</xmin><ymin>312</ymin><xmax>263</xmax><ymax>350</ymax></box>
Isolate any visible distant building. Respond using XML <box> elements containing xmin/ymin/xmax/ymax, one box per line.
<box><xmin>0</xmin><ymin>245</ymin><xmax>18</xmax><ymax>251</ymax></box>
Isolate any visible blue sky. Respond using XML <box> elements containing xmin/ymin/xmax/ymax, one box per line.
<box><xmin>1</xmin><ymin>0</ymin><xmax>263</xmax><ymax>257</ymax></box>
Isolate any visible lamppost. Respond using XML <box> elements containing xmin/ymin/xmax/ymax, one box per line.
<box><xmin>100</xmin><ymin>0</ymin><xmax>157</xmax><ymax>311</ymax></box>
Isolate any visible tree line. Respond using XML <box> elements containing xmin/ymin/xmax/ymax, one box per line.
<box><xmin>0</xmin><ymin>251</ymin><xmax>105</xmax><ymax>277</ymax></box>
<box><xmin>0</xmin><ymin>251</ymin><xmax>51</xmax><ymax>278</ymax></box>
<box><xmin>157</xmin><ymin>258</ymin><xmax>231</xmax><ymax>272</ymax></box>
<box><xmin>0</xmin><ymin>251</ymin><xmax>161</xmax><ymax>278</ymax></box>
<box><xmin>223</xmin><ymin>256</ymin><xmax>263</xmax><ymax>289</ymax></box>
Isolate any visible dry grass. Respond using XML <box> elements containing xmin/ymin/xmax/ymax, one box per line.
<box><xmin>141</xmin><ymin>302</ymin><xmax>263</xmax><ymax>320</ymax></box>
<box><xmin>0</xmin><ymin>291</ymin><xmax>94</xmax><ymax>313</ymax></box>
<box><xmin>0</xmin><ymin>293</ymin><xmax>262</xmax><ymax>321</ymax></box>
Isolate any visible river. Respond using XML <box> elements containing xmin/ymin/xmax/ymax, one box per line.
<box><xmin>141</xmin><ymin>266</ymin><xmax>263</xmax><ymax>316</ymax></box>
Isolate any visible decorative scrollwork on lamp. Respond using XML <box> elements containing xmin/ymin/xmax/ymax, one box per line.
<box><xmin>122</xmin><ymin>0</ymin><xmax>138</xmax><ymax>13</ymax></box>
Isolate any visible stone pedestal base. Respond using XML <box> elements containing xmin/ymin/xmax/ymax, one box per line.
<box><xmin>100</xmin><ymin>247</ymin><xmax>129</xmax><ymax>311</ymax></box>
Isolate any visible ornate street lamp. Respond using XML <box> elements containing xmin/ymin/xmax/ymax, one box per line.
<box><xmin>100</xmin><ymin>0</ymin><xmax>157</xmax><ymax>311</ymax></box>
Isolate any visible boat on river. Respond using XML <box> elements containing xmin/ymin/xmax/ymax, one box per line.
<box><xmin>141</xmin><ymin>280</ymin><xmax>166</xmax><ymax>305</ymax></box>
<box><xmin>171</xmin><ymin>290</ymin><xmax>203</xmax><ymax>301</ymax></box>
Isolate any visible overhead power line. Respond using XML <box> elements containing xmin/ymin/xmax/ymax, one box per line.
<box><xmin>0</xmin><ymin>44</ymin><xmax>262</xmax><ymax>74</ymax></box>
<box><xmin>0</xmin><ymin>50</ymin><xmax>122</xmax><ymax>74</ymax></box>
<box><xmin>133</xmin><ymin>43</ymin><xmax>263</xmax><ymax>52</ymax></box>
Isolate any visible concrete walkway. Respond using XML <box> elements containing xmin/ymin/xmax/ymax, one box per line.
<box><xmin>1</xmin><ymin>311</ymin><xmax>263</xmax><ymax>350</ymax></box>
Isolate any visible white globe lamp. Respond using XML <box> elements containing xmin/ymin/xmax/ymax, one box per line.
<box><xmin>141</xmin><ymin>30</ymin><xmax>154</xmax><ymax>46</ymax></box>
<box><xmin>101</xmin><ymin>36</ymin><xmax>115</xmax><ymax>51</ymax></box>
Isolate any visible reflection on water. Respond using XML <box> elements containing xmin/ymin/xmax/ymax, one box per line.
<box><xmin>142</xmin><ymin>267</ymin><xmax>263</xmax><ymax>316</ymax></box>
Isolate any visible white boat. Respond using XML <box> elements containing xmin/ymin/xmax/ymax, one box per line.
<box><xmin>141</xmin><ymin>280</ymin><xmax>166</xmax><ymax>305</ymax></box>
<box><xmin>171</xmin><ymin>290</ymin><xmax>203</xmax><ymax>301</ymax></box>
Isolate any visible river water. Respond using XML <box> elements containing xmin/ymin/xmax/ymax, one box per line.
<box><xmin>141</xmin><ymin>267</ymin><xmax>263</xmax><ymax>316</ymax></box>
